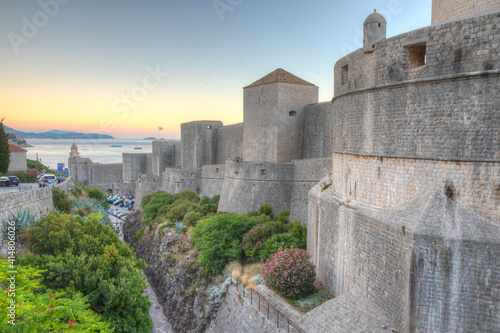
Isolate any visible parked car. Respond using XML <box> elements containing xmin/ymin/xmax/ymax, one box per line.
<box><xmin>56</xmin><ymin>176</ymin><xmax>66</xmax><ymax>183</ymax></box>
<box><xmin>113</xmin><ymin>199</ymin><xmax>124</xmax><ymax>206</ymax></box>
<box><xmin>38</xmin><ymin>174</ymin><xmax>57</xmax><ymax>187</ymax></box>
<box><xmin>8</xmin><ymin>176</ymin><xmax>20</xmax><ymax>186</ymax></box>
<box><xmin>0</xmin><ymin>177</ymin><xmax>11</xmax><ymax>187</ymax></box>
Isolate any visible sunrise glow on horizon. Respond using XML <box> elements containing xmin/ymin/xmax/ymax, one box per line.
<box><xmin>0</xmin><ymin>0</ymin><xmax>432</xmax><ymax>139</ymax></box>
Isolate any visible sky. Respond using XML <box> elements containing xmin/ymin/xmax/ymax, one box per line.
<box><xmin>0</xmin><ymin>0</ymin><xmax>432</xmax><ymax>139</ymax></box>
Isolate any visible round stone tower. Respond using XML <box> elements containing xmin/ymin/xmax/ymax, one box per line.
<box><xmin>363</xmin><ymin>9</ymin><xmax>386</xmax><ymax>53</ymax></box>
<box><xmin>432</xmin><ymin>0</ymin><xmax>500</xmax><ymax>24</ymax></box>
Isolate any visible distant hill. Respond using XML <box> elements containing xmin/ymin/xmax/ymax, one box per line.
<box><xmin>3</xmin><ymin>125</ymin><xmax>114</xmax><ymax>140</ymax></box>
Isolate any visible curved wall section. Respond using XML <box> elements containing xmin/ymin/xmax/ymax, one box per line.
<box><xmin>332</xmin><ymin>76</ymin><xmax>499</xmax><ymax>160</ymax></box>
<box><xmin>334</xmin><ymin>12</ymin><xmax>499</xmax><ymax>97</ymax></box>
<box><xmin>330</xmin><ymin>153</ymin><xmax>498</xmax><ymax>222</ymax></box>
<box><xmin>333</xmin><ymin>12</ymin><xmax>499</xmax><ymax>161</ymax></box>
<box><xmin>218</xmin><ymin>161</ymin><xmax>294</xmax><ymax>215</ymax></box>
<box><xmin>432</xmin><ymin>0</ymin><xmax>500</xmax><ymax>24</ymax></box>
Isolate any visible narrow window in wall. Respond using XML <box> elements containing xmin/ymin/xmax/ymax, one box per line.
<box><xmin>260</xmin><ymin>169</ymin><xmax>267</xmax><ymax>176</ymax></box>
<box><xmin>341</xmin><ymin>64</ymin><xmax>349</xmax><ymax>85</ymax></box>
<box><xmin>190</xmin><ymin>173</ymin><xmax>195</xmax><ymax>178</ymax></box>
<box><xmin>205</xmin><ymin>125</ymin><xmax>212</xmax><ymax>129</ymax></box>
<box><xmin>406</xmin><ymin>43</ymin><xmax>427</xmax><ymax>68</ymax></box>
<box><xmin>215</xmin><ymin>168</ymin><xmax>219</xmax><ymax>173</ymax></box>
<box><xmin>289</xmin><ymin>110</ymin><xmax>297</xmax><ymax>117</ymax></box>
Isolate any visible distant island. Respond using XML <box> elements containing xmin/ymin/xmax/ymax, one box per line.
<box><xmin>144</xmin><ymin>137</ymin><xmax>165</xmax><ymax>140</ymax></box>
<box><xmin>4</xmin><ymin>126</ymin><xmax>114</xmax><ymax>140</ymax></box>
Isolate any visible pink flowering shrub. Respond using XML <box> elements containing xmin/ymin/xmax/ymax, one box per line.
<box><xmin>261</xmin><ymin>247</ymin><xmax>316</xmax><ymax>299</ymax></box>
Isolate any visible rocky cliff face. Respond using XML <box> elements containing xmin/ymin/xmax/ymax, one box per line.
<box><xmin>123</xmin><ymin>211</ymin><xmax>226</xmax><ymax>332</ymax></box>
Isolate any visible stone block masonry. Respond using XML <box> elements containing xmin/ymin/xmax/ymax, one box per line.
<box><xmin>208</xmin><ymin>285</ymin><xmax>296</xmax><ymax>333</ymax></box>
<box><xmin>0</xmin><ymin>180</ymin><xmax>70</xmax><ymax>243</ymax></box>
<box><xmin>432</xmin><ymin>0</ymin><xmax>500</xmax><ymax>24</ymax></box>
<box><xmin>215</xmin><ymin>123</ymin><xmax>243</xmax><ymax>165</ymax></box>
<box><xmin>330</xmin><ymin>152</ymin><xmax>498</xmax><ymax>222</ymax></box>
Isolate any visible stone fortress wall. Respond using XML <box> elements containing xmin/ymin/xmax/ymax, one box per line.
<box><xmin>68</xmin><ymin>1</ymin><xmax>499</xmax><ymax>331</ymax></box>
<box><xmin>307</xmin><ymin>7</ymin><xmax>500</xmax><ymax>333</ymax></box>
<box><xmin>0</xmin><ymin>180</ymin><xmax>70</xmax><ymax>244</ymax></box>
<box><xmin>432</xmin><ymin>0</ymin><xmax>500</xmax><ymax>24</ymax></box>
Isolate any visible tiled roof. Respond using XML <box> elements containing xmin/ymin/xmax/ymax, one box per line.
<box><xmin>9</xmin><ymin>144</ymin><xmax>27</xmax><ymax>152</ymax></box>
<box><xmin>244</xmin><ymin>68</ymin><xmax>316</xmax><ymax>88</ymax></box>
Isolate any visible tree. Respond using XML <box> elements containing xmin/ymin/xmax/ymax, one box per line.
<box><xmin>0</xmin><ymin>119</ymin><xmax>10</xmax><ymax>173</ymax></box>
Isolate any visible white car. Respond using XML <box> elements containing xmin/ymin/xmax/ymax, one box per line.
<box><xmin>38</xmin><ymin>174</ymin><xmax>58</xmax><ymax>187</ymax></box>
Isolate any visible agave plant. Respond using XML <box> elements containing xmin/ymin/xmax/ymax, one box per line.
<box><xmin>174</xmin><ymin>220</ymin><xmax>183</xmax><ymax>234</ymax></box>
<box><xmin>2</xmin><ymin>209</ymin><xmax>37</xmax><ymax>241</ymax></box>
<box><xmin>72</xmin><ymin>198</ymin><xmax>112</xmax><ymax>226</ymax></box>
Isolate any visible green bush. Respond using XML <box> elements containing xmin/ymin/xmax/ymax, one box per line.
<box><xmin>166</xmin><ymin>198</ymin><xmax>198</xmax><ymax>221</ymax></box>
<box><xmin>134</xmin><ymin>227</ymin><xmax>145</xmax><ymax>243</ymax></box>
<box><xmin>52</xmin><ymin>187</ymin><xmax>72</xmax><ymax>214</ymax></box>
<box><xmin>190</xmin><ymin>213</ymin><xmax>257</xmax><ymax>274</ymax></box>
<box><xmin>262</xmin><ymin>247</ymin><xmax>316</xmax><ymax>300</ymax></box>
<box><xmin>26</xmin><ymin>212</ymin><xmax>121</xmax><ymax>257</ymax></box>
<box><xmin>27</xmin><ymin>158</ymin><xmax>49</xmax><ymax>172</ymax></box>
<box><xmin>245</xmin><ymin>210</ymin><xmax>259</xmax><ymax>218</ymax></box>
<box><xmin>288</xmin><ymin>220</ymin><xmax>307</xmax><ymax>248</ymax></box>
<box><xmin>241</xmin><ymin>222</ymin><xmax>286</xmax><ymax>262</ymax></box>
<box><xmin>87</xmin><ymin>188</ymin><xmax>109</xmax><ymax>208</ymax></box>
<box><xmin>11</xmin><ymin>171</ymin><xmax>36</xmax><ymax>183</ymax></box>
<box><xmin>172</xmin><ymin>190</ymin><xmax>200</xmax><ymax>203</ymax></box>
<box><xmin>197</xmin><ymin>195</ymin><xmax>220</xmax><ymax>215</ymax></box>
<box><xmin>258</xmin><ymin>203</ymin><xmax>274</xmax><ymax>220</ymax></box>
<box><xmin>141</xmin><ymin>190</ymin><xmax>165</xmax><ymax>207</ymax></box>
<box><xmin>25</xmin><ymin>212</ymin><xmax>153</xmax><ymax>332</ymax></box>
<box><xmin>276</xmin><ymin>209</ymin><xmax>290</xmax><ymax>225</ymax></box>
<box><xmin>259</xmin><ymin>233</ymin><xmax>305</xmax><ymax>262</ymax></box>
<box><xmin>183</xmin><ymin>211</ymin><xmax>204</xmax><ymax>227</ymax></box>
<box><xmin>251</xmin><ymin>214</ymin><xmax>273</xmax><ymax>224</ymax></box>
<box><xmin>0</xmin><ymin>261</ymin><xmax>113</xmax><ymax>332</ymax></box>
<box><xmin>142</xmin><ymin>191</ymin><xmax>173</xmax><ymax>225</ymax></box>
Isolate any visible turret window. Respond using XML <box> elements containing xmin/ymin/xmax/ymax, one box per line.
<box><xmin>406</xmin><ymin>43</ymin><xmax>427</xmax><ymax>69</ymax></box>
<box><xmin>341</xmin><ymin>64</ymin><xmax>349</xmax><ymax>85</ymax></box>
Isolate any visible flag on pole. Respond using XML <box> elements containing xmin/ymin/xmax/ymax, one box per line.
<box><xmin>158</xmin><ymin>126</ymin><xmax>163</xmax><ymax>130</ymax></box>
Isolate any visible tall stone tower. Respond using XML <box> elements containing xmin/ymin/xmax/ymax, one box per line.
<box><xmin>69</xmin><ymin>142</ymin><xmax>80</xmax><ymax>158</ymax></box>
<box><xmin>242</xmin><ymin>68</ymin><xmax>318</xmax><ymax>163</ymax></box>
<box><xmin>432</xmin><ymin>0</ymin><xmax>500</xmax><ymax>24</ymax></box>
<box><xmin>363</xmin><ymin>9</ymin><xmax>387</xmax><ymax>53</ymax></box>
<box><xmin>181</xmin><ymin>121</ymin><xmax>223</xmax><ymax>169</ymax></box>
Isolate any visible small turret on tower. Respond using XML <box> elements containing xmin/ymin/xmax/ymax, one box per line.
<box><xmin>363</xmin><ymin>9</ymin><xmax>387</xmax><ymax>53</ymax></box>
<box><xmin>69</xmin><ymin>141</ymin><xmax>80</xmax><ymax>158</ymax></box>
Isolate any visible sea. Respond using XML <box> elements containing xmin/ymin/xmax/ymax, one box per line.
<box><xmin>24</xmin><ymin>139</ymin><xmax>162</xmax><ymax>170</ymax></box>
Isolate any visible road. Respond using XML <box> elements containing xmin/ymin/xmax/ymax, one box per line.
<box><xmin>0</xmin><ymin>183</ymin><xmax>39</xmax><ymax>195</ymax></box>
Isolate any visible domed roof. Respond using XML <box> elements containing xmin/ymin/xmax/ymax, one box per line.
<box><xmin>364</xmin><ymin>10</ymin><xmax>387</xmax><ymax>25</ymax></box>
